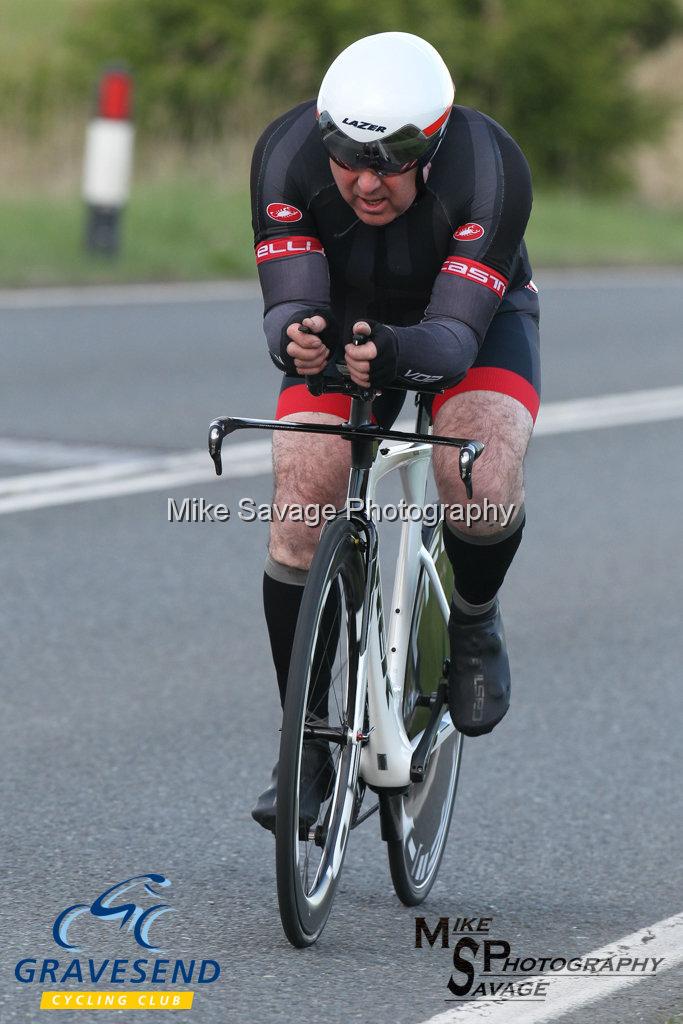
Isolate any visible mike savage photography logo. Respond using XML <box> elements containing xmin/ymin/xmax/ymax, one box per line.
<box><xmin>15</xmin><ymin>873</ymin><xmax>221</xmax><ymax>1012</ymax></box>
<box><xmin>168</xmin><ymin>496</ymin><xmax>517</xmax><ymax>530</ymax></box>
<box><xmin>415</xmin><ymin>916</ymin><xmax>664</xmax><ymax>1004</ymax></box>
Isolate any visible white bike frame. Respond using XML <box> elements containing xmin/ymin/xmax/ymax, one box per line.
<box><xmin>354</xmin><ymin>436</ymin><xmax>456</xmax><ymax>790</ymax></box>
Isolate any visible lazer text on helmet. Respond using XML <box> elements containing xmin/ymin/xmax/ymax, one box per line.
<box><xmin>342</xmin><ymin>118</ymin><xmax>386</xmax><ymax>133</ymax></box>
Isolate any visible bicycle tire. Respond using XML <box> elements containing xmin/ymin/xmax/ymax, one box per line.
<box><xmin>382</xmin><ymin>524</ymin><xmax>463</xmax><ymax>906</ymax></box>
<box><xmin>276</xmin><ymin>515</ymin><xmax>367</xmax><ymax>947</ymax></box>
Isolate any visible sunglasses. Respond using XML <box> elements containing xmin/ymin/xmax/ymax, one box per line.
<box><xmin>318</xmin><ymin>109</ymin><xmax>448</xmax><ymax>176</ymax></box>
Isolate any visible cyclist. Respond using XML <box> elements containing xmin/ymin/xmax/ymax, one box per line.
<box><xmin>250</xmin><ymin>32</ymin><xmax>540</xmax><ymax>832</ymax></box>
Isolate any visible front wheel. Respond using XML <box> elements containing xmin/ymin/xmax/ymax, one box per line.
<box><xmin>382</xmin><ymin>524</ymin><xmax>463</xmax><ymax>905</ymax></box>
<box><xmin>276</xmin><ymin>516</ymin><xmax>367</xmax><ymax>947</ymax></box>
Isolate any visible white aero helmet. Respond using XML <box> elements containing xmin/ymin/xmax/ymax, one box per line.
<box><xmin>317</xmin><ymin>32</ymin><xmax>455</xmax><ymax>175</ymax></box>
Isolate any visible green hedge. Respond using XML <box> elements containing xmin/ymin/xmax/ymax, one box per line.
<box><xmin>2</xmin><ymin>0</ymin><xmax>681</xmax><ymax>191</ymax></box>
<box><xmin>64</xmin><ymin>0</ymin><xmax>681</xmax><ymax>189</ymax></box>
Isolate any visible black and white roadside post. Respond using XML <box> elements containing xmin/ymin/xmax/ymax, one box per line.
<box><xmin>82</xmin><ymin>67</ymin><xmax>134</xmax><ymax>256</ymax></box>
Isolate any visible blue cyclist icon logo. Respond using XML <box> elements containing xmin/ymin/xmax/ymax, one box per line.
<box><xmin>52</xmin><ymin>874</ymin><xmax>175</xmax><ymax>953</ymax></box>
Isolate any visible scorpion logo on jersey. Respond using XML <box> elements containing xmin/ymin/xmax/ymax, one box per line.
<box><xmin>453</xmin><ymin>222</ymin><xmax>485</xmax><ymax>241</ymax></box>
<box><xmin>52</xmin><ymin>874</ymin><xmax>175</xmax><ymax>953</ymax></box>
<box><xmin>266</xmin><ymin>202</ymin><xmax>303</xmax><ymax>223</ymax></box>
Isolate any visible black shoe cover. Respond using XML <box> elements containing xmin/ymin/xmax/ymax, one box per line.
<box><xmin>448</xmin><ymin>600</ymin><xmax>511</xmax><ymax>736</ymax></box>
<box><xmin>251</xmin><ymin>762</ymin><xmax>278</xmax><ymax>833</ymax></box>
<box><xmin>251</xmin><ymin>741</ymin><xmax>334</xmax><ymax>834</ymax></box>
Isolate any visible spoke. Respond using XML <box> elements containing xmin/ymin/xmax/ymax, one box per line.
<box><xmin>307</xmin><ymin>576</ymin><xmax>348</xmax><ymax>736</ymax></box>
<box><xmin>328</xmin><ymin>650</ymin><xmax>348</xmax><ymax>723</ymax></box>
<box><xmin>328</xmin><ymin>619</ymin><xmax>348</xmax><ymax>720</ymax></box>
<box><xmin>327</xmin><ymin>647</ymin><xmax>348</xmax><ymax>696</ymax></box>
<box><xmin>309</xmin><ymin>583</ymin><xmax>341</xmax><ymax>692</ymax></box>
<box><xmin>302</xmin><ymin>837</ymin><xmax>312</xmax><ymax>893</ymax></box>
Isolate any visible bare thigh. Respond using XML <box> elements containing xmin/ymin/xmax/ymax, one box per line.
<box><xmin>269</xmin><ymin>412</ymin><xmax>351</xmax><ymax>570</ymax></box>
<box><xmin>432</xmin><ymin>391</ymin><xmax>533</xmax><ymax>538</ymax></box>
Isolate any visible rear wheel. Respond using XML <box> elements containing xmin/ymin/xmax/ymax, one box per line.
<box><xmin>276</xmin><ymin>516</ymin><xmax>367</xmax><ymax>947</ymax></box>
<box><xmin>382</xmin><ymin>524</ymin><xmax>463</xmax><ymax>905</ymax></box>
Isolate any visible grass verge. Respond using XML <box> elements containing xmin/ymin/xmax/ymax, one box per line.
<box><xmin>1</xmin><ymin>183</ymin><xmax>683</xmax><ymax>288</ymax></box>
<box><xmin>526</xmin><ymin>192</ymin><xmax>683</xmax><ymax>266</ymax></box>
<box><xmin>0</xmin><ymin>181</ymin><xmax>254</xmax><ymax>287</ymax></box>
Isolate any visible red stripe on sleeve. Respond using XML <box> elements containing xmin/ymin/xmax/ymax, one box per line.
<box><xmin>255</xmin><ymin>236</ymin><xmax>324</xmax><ymax>265</ymax></box>
<box><xmin>440</xmin><ymin>257</ymin><xmax>508</xmax><ymax>296</ymax></box>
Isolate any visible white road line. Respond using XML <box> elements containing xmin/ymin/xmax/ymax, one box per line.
<box><xmin>534</xmin><ymin>384</ymin><xmax>683</xmax><ymax>435</ymax></box>
<box><xmin>418</xmin><ymin>911</ymin><xmax>683</xmax><ymax>1024</ymax></box>
<box><xmin>0</xmin><ymin>443</ymin><xmax>271</xmax><ymax>513</ymax></box>
<box><xmin>0</xmin><ymin>437</ymin><xmax>152</xmax><ymax>467</ymax></box>
<box><xmin>0</xmin><ymin>465</ymin><xmax>237</xmax><ymax>514</ymax></box>
<box><xmin>0</xmin><ymin>439</ymin><xmax>270</xmax><ymax>494</ymax></box>
<box><xmin>0</xmin><ymin>279</ymin><xmax>260</xmax><ymax>309</ymax></box>
<box><xmin>0</xmin><ymin>454</ymin><xmax>210</xmax><ymax>497</ymax></box>
<box><xmin>0</xmin><ymin>385</ymin><xmax>681</xmax><ymax>515</ymax></box>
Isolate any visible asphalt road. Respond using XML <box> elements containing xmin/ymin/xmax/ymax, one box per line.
<box><xmin>1</xmin><ymin>271</ymin><xmax>682</xmax><ymax>1024</ymax></box>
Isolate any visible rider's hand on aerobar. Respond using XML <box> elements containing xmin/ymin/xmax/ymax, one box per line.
<box><xmin>279</xmin><ymin>309</ymin><xmax>339</xmax><ymax>376</ymax></box>
<box><xmin>345</xmin><ymin>319</ymin><xmax>399</xmax><ymax>388</ymax></box>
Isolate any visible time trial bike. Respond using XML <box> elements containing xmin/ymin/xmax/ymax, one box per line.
<box><xmin>208</xmin><ymin>353</ymin><xmax>484</xmax><ymax>947</ymax></box>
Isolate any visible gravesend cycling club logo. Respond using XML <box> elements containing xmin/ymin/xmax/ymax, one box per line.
<box><xmin>53</xmin><ymin>874</ymin><xmax>174</xmax><ymax>953</ymax></box>
<box><xmin>266</xmin><ymin>202</ymin><xmax>303</xmax><ymax>222</ymax></box>
<box><xmin>415</xmin><ymin>915</ymin><xmax>664</xmax><ymax>1004</ymax></box>
<box><xmin>14</xmin><ymin>873</ymin><xmax>221</xmax><ymax>1012</ymax></box>
<box><xmin>453</xmin><ymin>222</ymin><xmax>485</xmax><ymax>241</ymax></box>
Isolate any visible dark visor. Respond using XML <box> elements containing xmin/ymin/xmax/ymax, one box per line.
<box><xmin>318</xmin><ymin>110</ymin><xmax>446</xmax><ymax>176</ymax></box>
